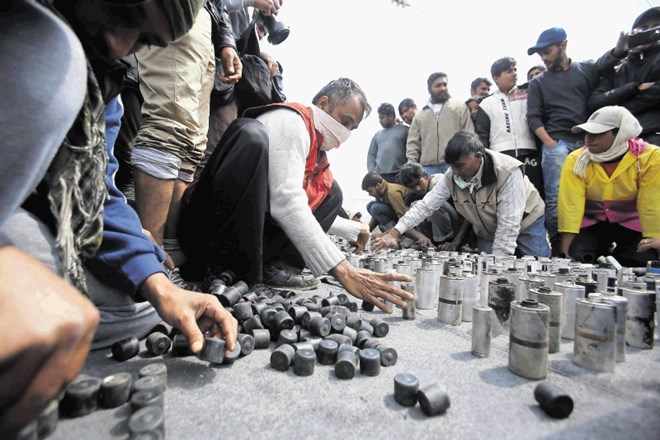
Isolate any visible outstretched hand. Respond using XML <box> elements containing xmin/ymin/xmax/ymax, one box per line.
<box><xmin>329</xmin><ymin>260</ymin><xmax>414</xmax><ymax>313</ymax></box>
<box><xmin>140</xmin><ymin>273</ymin><xmax>238</xmax><ymax>354</ymax></box>
<box><xmin>371</xmin><ymin>229</ymin><xmax>400</xmax><ymax>251</ymax></box>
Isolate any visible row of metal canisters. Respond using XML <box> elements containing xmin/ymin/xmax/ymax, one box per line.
<box><xmin>343</xmin><ymin>248</ymin><xmax>658</xmax><ymax>380</ymax></box>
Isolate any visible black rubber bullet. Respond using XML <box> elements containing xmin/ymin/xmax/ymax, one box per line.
<box><xmin>293</xmin><ymin>348</ymin><xmax>316</xmax><ymax>376</ymax></box>
<box><xmin>355</xmin><ymin>330</ymin><xmax>372</xmax><ymax>348</ymax></box>
<box><xmin>112</xmin><ymin>336</ymin><xmax>140</xmax><ymax>361</ymax></box>
<box><xmin>171</xmin><ymin>334</ymin><xmax>192</xmax><ymax>357</ymax></box>
<box><xmin>128</xmin><ymin>406</ymin><xmax>165</xmax><ymax>437</ymax></box>
<box><xmin>308</xmin><ymin>315</ymin><xmax>331</xmax><ymax>337</ymax></box>
<box><xmin>335</xmin><ymin>350</ymin><xmax>358</xmax><ymax>380</ymax></box>
<box><xmin>418</xmin><ymin>383</ymin><xmax>451</xmax><ymax>416</ymax></box>
<box><xmin>233</xmin><ymin>302</ymin><xmax>254</xmax><ymax>321</ymax></box>
<box><xmin>237</xmin><ymin>333</ymin><xmax>255</xmax><ymax>356</ymax></box>
<box><xmin>223</xmin><ymin>341</ymin><xmax>241</xmax><ymax>364</ymax></box>
<box><xmin>359</xmin><ymin>322</ymin><xmax>374</xmax><ymax>335</ymax></box>
<box><xmin>301</xmin><ymin>311</ymin><xmax>322</xmax><ymax>329</ymax></box>
<box><xmin>270</xmin><ymin>344</ymin><xmax>295</xmax><ymax>371</ymax></box>
<box><xmin>288</xmin><ymin>305</ymin><xmax>308</xmax><ymax>323</ymax></box>
<box><xmin>148</xmin><ymin>323</ymin><xmax>169</xmax><ymax>337</ymax></box>
<box><xmin>146</xmin><ymin>332</ymin><xmax>172</xmax><ymax>356</ymax></box>
<box><xmin>251</xmin><ymin>328</ymin><xmax>271</xmax><ymax>349</ymax></box>
<box><xmin>130</xmin><ymin>389</ymin><xmax>165</xmax><ymax>412</ymax></box>
<box><xmin>274</xmin><ymin>310</ymin><xmax>294</xmax><ymax>332</ymax></box>
<box><xmin>362</xmin><ymin>338</ymin><xmax>382</xmax><ymax>350</ymax></box>
<box><xmin>317</xmin><ymin>339</ymin><xmax>339</xmax><ymax>365</ymax></box>
<box><xmin>342</xmin><ymin>326</ymin><xmax>358</xmax><ymax>344</ymax></box>
<box><xmin>198</xmin><ymin>337</ymin><xmax>226</xmax><ymax>364</ymax></box>
<box><xmin>132</xmin><ymin>375</ymin><xmax>166</xmax><ymax>396</ymax></box>
<box><xmin>361</xmin><ymin>300</ymin><xmax>375</xmax><ymax>311</ymax></box>
<box><xmin>139</xmin><ymin>363</ymin><xmax>168</xmax><ymax>383</ymax></box>
<box><xmin>99</xmin><ymin>372</ymin><xmax>133</xmax><ymax>408</ymax></box>
<box><xmin>330</xmin><ymin>313</ymin><xmax>346</xmax><ymax>333</ymax></box>
<box><xmin>242</xmin><ymin>315</ymin><xmax>265</xmax><ymax>335</ymax></box>
<box><xmin>370</xmin><ymin>318</ymin><xmax>390</xmax><ymax>337</ymax></box>
<box><xmin>322</xmin><ymin>295</ymin><xmax>341</xmax><ymax>307</ymax></box>
<box><xmin>394</xmin><ymin>373</ymin><xmax>419</xmax><ymax>407</ymax></box>
<box><xmin>377</xmin><ymin>345</ymin><xmax>398</xmax><ymax>367</ymax></box>
<box><xmin>346</xmin><ymin>313</ymin><xmax>362</xmax><ymax>330</ymax></box>
<box><xmin>277</xmin><ymin>329</ymin><xmax>297</xmax><ymax>347</ymax></box>
<box><xmin>324</xmin><ymin>333</ymin><xmax>352</xmax><ymax>347</ymax></box>
<box><xmin>534</xmin><ymin>382</ymin><xmax>574</xmax><ymax>419</ymax></box>
<box><xmin>60</xmin><ymin>377</ymin><xmax>102</xmax><ymax>418</ymax></box>
<box><xmin>260</xmin><ymin>306</ymin><xmax>278</xmax><ymax>327</ymax></box>
<box><xmin>359</xmin><ymin>348</ymin><xmax>381</xmax><ymax>376</ymax></box>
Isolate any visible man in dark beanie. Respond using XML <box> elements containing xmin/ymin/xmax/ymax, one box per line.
<box><xmin>0</xmin><ymin>1</ymin><xmax>237</xmax><ymax>435</ymax></box>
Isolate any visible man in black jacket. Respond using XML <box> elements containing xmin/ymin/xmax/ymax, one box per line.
<box><xmin>590</xmin><ymin>7</ymin><xmax>660</xmax><ymax>145</ymax></box>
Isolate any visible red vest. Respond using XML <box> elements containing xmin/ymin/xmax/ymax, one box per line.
<box><xmin>245</xmin><ymin>103</ymin><xmax>333</xmax><ymax>212</ymax></box>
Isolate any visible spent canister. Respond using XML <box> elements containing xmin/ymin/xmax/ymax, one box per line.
<box><xmin>536</xmin><ymin>288</ymin><xmax>563</xmax><ymax>354</ymax></box>
<box><xmin>374</xmin><ymin>258</ymin><xmax>392</xmax><ymax>274</ymax></box>
<box><xmin>575</xmin><ymin>275</ymin><xmax>598</xmax><ymax>296</ymax></box>
<box><xmin>509</xmin><ymin>299</ymin><xmax>550</xmax><ymax>380</ymax></box>
<box><xmin>591</xmin><ymin>268</ymin><xmax>615</xmax><ymax>293</ymax></box>
<box><xmin>554</xmin><ymin>281</ymin><xmax>585</xmax><ymax>340</ymax></box>
<box><xmin>552</xmin><ymin>267</ymin><xmax>575</xmax><ymax>286</ymax></box>
<box><xmin>518</xmin><ymin>275</ymin><xmax>545</xmax><ymax>301</ymax></box>
<box><xmin>574</xmin><ymin>295</ymin><xmax>617</xmax><ymax>373</ymax></box>
<box><xmin>501</xmin><ymin>268</ymin><xmax>525</xmax><ymax>299</ymax></box>
<box><xmin>401</xmin><ymin>282</ymin><xmax>416</xmax><ymax>320</ymax></box>
<box><xmin>535</xmin><ymin>271</ymin><xmax>557</xmax><ymax>289</ymax></box>
<box><xmin>471</xmin><ymin>305</ymin><xmax>494</xmax><ymax>357</ymax></box>
<box><xmin>437</xmin><ymin>275</ymin><xmax>464</xmax><ymax>326</ymax></box>
<box><xmin>479</xmin><ymin>269</ymin><xmax>499</xmax><ymax>307</ymax></box>
<box><xmin>346</xmin><ymin>254</ymin><xmax>360</xmax><ymax>267</ymax></box>
<box><xmin>462</xmin><ymin>274</ymin><xmax>480</xmax><ymax>322</ymax></box>
<box><xmin>415</xmin><ymin>267</ymin><xmax>439</xmax><ymax>310</ymax></box>
<box><xmin>488</xmin><ymin>278</ymin><xmax>516</xmax><ymax>329</ymax></box>
<box><xmin>602</xmin><ymin>293</ymin><xmax>628</xmax><ymax>362</ymax></box>
<box><xmin>621</xmin><ymin>287</ymin><xmax>656</xmax><ymax>349</ymax></box>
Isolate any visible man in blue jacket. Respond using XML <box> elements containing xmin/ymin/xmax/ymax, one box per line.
<box><xmin>0</xmin><ymin>1</ymin><xmax>237</xmax><ymax>434</ymax></box>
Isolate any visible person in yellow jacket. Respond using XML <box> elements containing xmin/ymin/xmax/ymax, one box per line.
<box><xmin>558</xmin><ymin>106</ymin><xmax>660</xmax><ymax>265</ymax></box>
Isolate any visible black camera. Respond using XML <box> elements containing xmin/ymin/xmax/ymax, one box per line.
<box><xmin>254</xmin><ymin>11</ymin><xmax>290</xmax><ymax>45</ymax></box>
<box><xmin>628</xmin><ymin>26</ymin><xmax>660</xmax><ymax>47</ymax></box>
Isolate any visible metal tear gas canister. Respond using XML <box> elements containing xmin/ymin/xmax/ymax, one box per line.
<box><xmin>621</xmin><ymin>287</ymin><xmax>656</xmax><ymax>349</ymax></box>
<box><xmin>617</xmin><ymin>267</ymin><xmax>635</xmax><ymax>293</ymax></box>
<box><xmin>554</xmin><ymin>281</ymin><xmax>585</xmax><ymax>340</ymax></box>
<box><xmin>536</xmin><ymin>288</ymin><xmax>563</xmax><ymax>354</ymax></box>
<box><xmin>461</xmin><ymin>274</ymin><xmax>480</xmax><ymax>322</ymax></box>
<box><xmin>488</xmin><ymin>278</ymin><xmax>516</xmax><ymax>329</ymax></box>
<box><xmin>374</xmin><ymin>258</ymin><xmax>392</xmax><ymax>274</ymax></box>
<box><xmin>471</xmin><ymin>305</ymin><xmax>494</xmax><ymax>357</ymax></box>
<box><xmin>508</xmin><ymin>299</ymin><xmax>550</xmax><ymax>380</ymax></box>
<box><xmin>408</xmin><ymin>257</ymin><xmax>423</xmax><ymax>274</ymax></box>
<box><xmin>641</xmin><ymin>275</ymin><xmax>656</xmax><ymax>292</ymax></box>
<box><xmin>401</xmin><ymin>282</ymin><xmax>416</xmax><ymax>320</ymax></box>
<box><xmin>415</xmin><ymin>267</ymin><xmax>439</xmax><ymax>310</ymax></box>
<box><xmin>575</xmin><ymin>275</ymin><xmax>598</xmax><ymax>296</ymax></box>
<box><xmin>573</xmin><ymin>295</ymin><xmax>617</xmax><ymax>372</ymax></box>
<box><xmin>534</xmin><ymin>271</ymin><xmax>557</xmax><ymax>289</ymax></box>
<box><xmin>602</xmin><ymin>293</ymin><xmax>628</xmax><ymax>362</ymax></box>
<box><xmin>437</xmin><ymin>275</ymin><xmax>464</xmax><ymax>326</ymax></box>
<box><xmin>393</xmin><ymin>262</ymin><xmax>412</xmax><ymax>277</ymax></box>
<box><xmin>527</xmin><ymin>286</ymin><xmax>551</xmax><ymax>302</ymax></box>
<box><xmin>346</xmin><ymin>254</ymin><xmax>360</xmax><ymax>267</ymax></box>
<box><xmin>479</xmin><ymin>269</ymin><xmax>500</xmax><ymax>307</ymax></box>
<box><xmin>526</xmin><ymin>259</ymin><xmax>542</xmax><ymax>274</ymax></box>
<box><xmin>501</xmin><ymin>268</ymin><xmax>525</xmax><ymax>299</ymax></box>
<box><xmin>552</xmin><ymin>267</ymin><xmax>575</xmax><ymax>286</ymax></box>
<box><xmin>591</xmin><ymin>268</ymin><xmax>615</xmax><ymax>293</ymax></box>
<box><xmin>518</xmin><ymin>275</ymin><xmax>545</xmax><ymax>301</ymax></box>
<box><xmin>537</xmin><ymin>257</ymin><xmax>553</xmax><ymax>273</ymax></box>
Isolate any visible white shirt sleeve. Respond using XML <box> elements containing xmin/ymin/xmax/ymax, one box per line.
<box><xmin>259</xmin><ymin>109</ymin><xmax>345</xmax><ymax>276</ymax></box>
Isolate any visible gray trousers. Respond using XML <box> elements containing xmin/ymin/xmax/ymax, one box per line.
<box><xmin>0</xmin><ymin>209</ymin><xmax>162</xmax><ymax>349</ymax></box>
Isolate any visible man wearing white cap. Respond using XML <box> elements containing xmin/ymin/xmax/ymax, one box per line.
<box><xmin>558</xmin><ymin>106</ymin><xmax>660</xmax><ymax>265</ymax></box>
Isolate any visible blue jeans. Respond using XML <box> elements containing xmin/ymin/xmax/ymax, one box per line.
<box><xmin>476</xmin><ymin>215</ymin><xmax>551</xmax><ymax>257</ymax></box>
<box><xmin>541</xmin><ymin>139</ymin><xmax>581</xmax><ymax>243</ymax></box>
<box><xmin>367</xmin><ymin>201</ymin><xmax>398</xmax><ymax>231</ymax></box>
<box><xmin>423</xmin><ymin>163</ymin><xmax>450</xmax><ymax>176</ymax></box>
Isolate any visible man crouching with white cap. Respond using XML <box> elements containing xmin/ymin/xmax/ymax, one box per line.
<box><xmin>558</xmin><ymin>106</ymin><xmax>660</xmax><ymax>265</ymax></box>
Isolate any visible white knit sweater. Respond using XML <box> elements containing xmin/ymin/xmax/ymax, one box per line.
<box><xmin>256</xmin><ymin>108</ymin><xmax>347</xmax><ymax>276</ymax></box>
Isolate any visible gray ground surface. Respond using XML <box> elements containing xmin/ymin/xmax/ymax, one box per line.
<box><xmin>51</xmin><ymin>281</ymin><xmax>660</xmax><ymax>440</ymax></box>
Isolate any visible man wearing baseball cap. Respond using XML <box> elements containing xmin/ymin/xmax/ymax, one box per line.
<box><xmin>526</xmin><ymin>26</ymin><xmax>620</xmax><ymax>255</ymax></box>
<box><xmin>557</xmin><ymin>106</ymin><xmax>660</xmax><ymax>265</ymax></box>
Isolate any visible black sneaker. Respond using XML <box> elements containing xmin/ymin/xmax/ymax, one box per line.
<box><xmin>262</xmin><ymin>264</ymin><xmax>320</xmax><ymax>291</ymax></box>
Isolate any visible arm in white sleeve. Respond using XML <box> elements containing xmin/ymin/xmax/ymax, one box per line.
<box><xmin>491</xmin><ymin>169</ymin><xmax>526</xmax><ymax>255</ymax></box>
<box><xmin>394</xmin><ymin>176</ymin><xmax>452</xmax><ymax>235</ymax></box>
<box><xmin>328</xmin><ymin>217</ymin><xmax>363</xmax><ymax>243</ymax></box>
<box><xmin>260</xmin><ymin>109</ymin><xmax>345</xmax><ymax>276</ymax></box>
